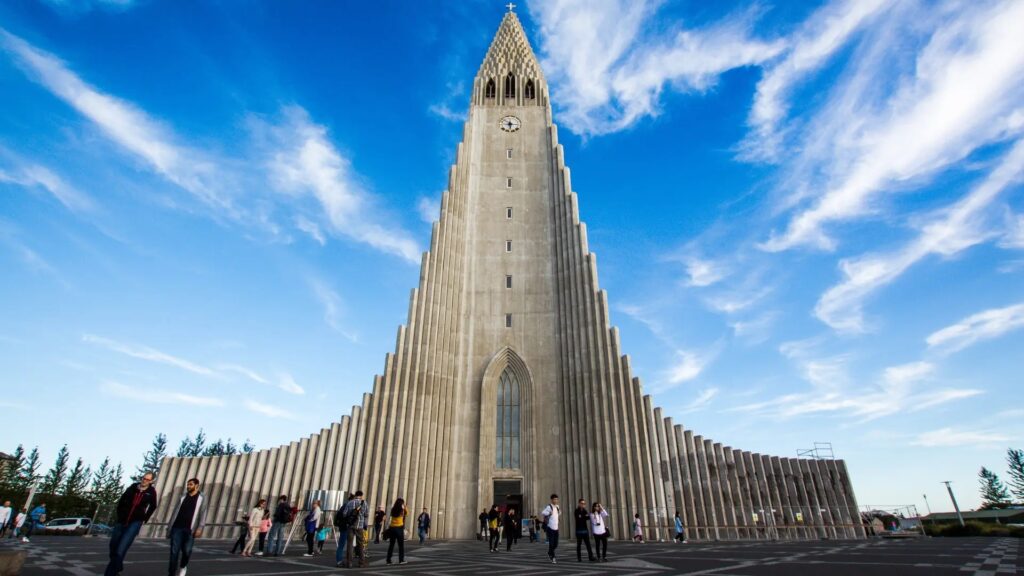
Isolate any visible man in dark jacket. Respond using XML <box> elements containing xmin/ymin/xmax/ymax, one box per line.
<box><xmin>268</xmin><ymin>495</ymin><xmax>291</xmax><ymax>556</ymax></box>
<box><xmin>104</xmin><ymin>472</ymin><xmax>158</xmax><ymax>576</ymax></box>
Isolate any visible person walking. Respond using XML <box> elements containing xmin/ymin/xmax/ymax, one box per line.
<box><xmin>373</xmin><ymin>506</ymin><xmax>385</xmax><ymax>544</ymax></box>
<box><xmin>674</xmin><ymin>511</ymin><xmax>688</xmax><ymax>543</ymax></box>
<box><xmin>574</xmin><ymin>498</ymin><xmax>596</xmax><ymax>562</ymax></box>
<box><xmin>385</xmin><ymin>498</ymin><xmax>408</xmax><ymax>565</ymax></box>
<box><xmin>257</xmin><ymin>510</ymin><xmax>271</xmax><ymax>556</ymax></box>
<box><xmin>104</xmin><ymin>472</ymin><xmax>159</xmax><ymax>576</ymax></box>
<box><xmin>590</xmin><ymin>502</ymin><xmax>610</xmax><ymax>562</ymax></box>
<box><xmin>528</xmin><ymin>514</ymin><xmax>537</xmax><ymax>543</ymax></box>
<box><xmin>487</xmin><ymin>505</ymin><xmax>501</xmax><ymax>552</ymax></box>
<box><xmin>229</xmin><ymin>515</ymin><xmax>248</xmax><ymax>554</ymax></box>
<box><xmin>303</xmin><ymin>499</ymin><xmax>322</xmax><ymax>557</ymax></box>
<box><xmin>339</xmin><ymin>490</ymin><xmax>368</xmax><ymax>568</ymax></box>
<box><xmin>417</xmin><ymin>508</ymin><xmax>431</xmax><ymax>544</ymax></box>
<box><xmin>541</xmin><ymin>494</ymin><xmax>561</xmax><ymax>564</ymax></box>
<box><xmin>503</xmin><ymin>508</ymin><xmax>519</xmax><ymax>551</ymax></box>
<box><xmin>242</xmin><ymin>500</ymin><xmax>266</xmax><ymax>557</ymax></box>
<box><xmin>632</xmin><ymin>513</ymin><xmax>644</xmax><ymax>543</ymax></box>
<box><xmin>0</xmin><ymin>501</ymin><xmax>11</xmax><ymax>539</ymax></box>
<box><xmin>268</xmin><ymin>495</ymin><xmax>291</xmax><ymax>556</ymax></box>
<box><xmin>166</xmin><ymin>477</ymin><xmax>207</xmax><ymax>576</ymax></box>
<box><xmin>11</xmin><ymin>509</ymin><xmax>26</xmax><ymax>539</ymax></box>
<box><xmin>22</xmin><ymin>502</ymin><xmax>45</xmax><ymax>543</ymax></box>
<box><xmin>478</xmin><ymin>509</ymin><xmax>488</xmax><ymax>540</ymax></box>
<box><xmin>334</xmin><ymin>494</ymin><xmax>355</xmax><ymax>567</ymax></box>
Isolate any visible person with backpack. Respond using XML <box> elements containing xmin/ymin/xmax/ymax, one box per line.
<box><xmin>335</xmin><ymin>490</ymin><xmax>368</xmax><ymax>568</ymax></box>
<box><xmin>268</xmin><ymin>495</ymin><xmax>291</xmax><ymax>557</ymax></box>
<box><xmin>541</xmin><ymin>494</ymin><xmax>561</xmax><ymax>563</ymax></box>
<box><xmin>486</xmin><ymin>505</ymin><xmax>501</xmax><ymax>552</ymax></box>
<box><xmin>303</xmin><ymin>500</ymin><xmax>322</xmax><ymax>556</ymax></box>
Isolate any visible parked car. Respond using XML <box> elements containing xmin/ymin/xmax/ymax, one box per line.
<box><xmin>43</xmin><ymin>517</ymin><xmax>92</xmax><ymax>535</ymax></box>
<box><xmin>88</xmin><ymin>522</ymin><xmax>113</xmax><ymax>535</ymax></box>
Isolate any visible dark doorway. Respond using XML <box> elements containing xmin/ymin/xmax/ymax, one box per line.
<box><xmin>493</xmin><ymin>479</ymin><xmax>523</xmax><ymax>540</ymax></box>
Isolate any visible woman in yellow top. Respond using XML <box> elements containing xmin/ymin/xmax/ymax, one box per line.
<box><xmin>385</xmin><ymin>498</ymin><xmax>408</xmax><ymax>565</ymax></box>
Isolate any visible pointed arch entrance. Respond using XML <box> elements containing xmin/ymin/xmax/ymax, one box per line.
<box><xmin>477</xmin><ymin>347</ymin><xmax>535</xmax><ymax>517</ymax></box>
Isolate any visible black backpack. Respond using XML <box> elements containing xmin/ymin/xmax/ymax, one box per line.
<box><xmin>335</xmin><ymin>502</ymin><xmax>362</xmax><ymax>529</ymax></box>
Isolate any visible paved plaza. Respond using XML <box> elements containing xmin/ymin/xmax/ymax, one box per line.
<box><xmin>1</xmin><ymin>535</ymin><xmax>1019</xmax><ymax>575</ymax></box>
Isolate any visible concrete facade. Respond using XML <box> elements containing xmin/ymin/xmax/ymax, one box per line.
<box><xmin>147</xmin><ymin>12</ymin><xmax>864</xmax><ymax>541</ymax></box>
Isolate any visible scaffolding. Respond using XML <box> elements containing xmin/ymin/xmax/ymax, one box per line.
<box><xmin>797</xmin><ymin>442</ymin><xmax>835</xmax><ymax>460</ymax></box>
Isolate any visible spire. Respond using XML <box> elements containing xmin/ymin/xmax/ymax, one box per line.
<box><xmin>473</xmin><ymin>11</ymin><xmax>547</xmax><ymax>107</ymax></box>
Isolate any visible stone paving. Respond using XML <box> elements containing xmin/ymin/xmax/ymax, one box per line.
<box><xmin>0</xmin><ymin>535</ymin><xmax>1020</xmax><ymax>575</ymax></box>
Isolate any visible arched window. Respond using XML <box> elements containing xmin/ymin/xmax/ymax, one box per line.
<box><xmin>524</xmin><ymin>80</ymin><xmax>535</xmax><ymax>100</ymax></box>
<box><xmin>485</xmin><ymin>79</ymin><xmax>496</xmax><ymax>99</ymax></box>
<box><xmin>495</xmin><ymin>367</ymin><xmax>520</xmax><ymax>469</ymax></box>
<box><xmin>504</xmin><ymin>73</ymin><xmax>516</xmax><ymax>99</ymax></box>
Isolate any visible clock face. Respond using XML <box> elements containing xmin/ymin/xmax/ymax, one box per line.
<box><xmin>499</xmin><ymin>116</ymin><xmax>522</xmax><ymax>132</ymax></box>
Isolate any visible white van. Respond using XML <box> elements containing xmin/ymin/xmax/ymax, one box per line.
<box><xmin>44</xmin><ymin>517</ymin><xmax>91</xmax><ymax>535</ymax></box>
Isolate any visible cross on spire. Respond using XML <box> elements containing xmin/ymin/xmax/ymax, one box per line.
<box><xmin>506</xmin><ymin>2</ymin><xmax>516</xmax><ymax>12</ymax></box>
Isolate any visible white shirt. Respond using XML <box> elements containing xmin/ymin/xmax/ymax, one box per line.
<box><xmin>14</xmin><ymin>512</ymin><xmax>25</xmax><ymax>528</ymax></box>
<box><xmin>0</xmin><ymin>505</ymin><xmax>11</xmax><ymax>525</ymax></box>
<box><xmin>590</xmin><ymin>510</ymin><xmax>609</xmax><ymax>535</ymax></box>
<box><xmin>542</xmin><ymin>503</ymin><xmax>560</xmax><ymax>531</ymax></box>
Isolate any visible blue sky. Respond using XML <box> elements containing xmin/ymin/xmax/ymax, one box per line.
<box><xmin>1</xmin><ymin>0</ymin><xmax>1022</xmax><ymax>514</ymax></box>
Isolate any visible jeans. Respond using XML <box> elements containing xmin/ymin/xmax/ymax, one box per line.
<box><xmin>418</xmin><ymin>527</ymin><xmax>427</xmax><ymax>544</ymax></box>
<box><xmin>576</xmin><ymin>530</ymin><xmax>594</xmax><ymax>560</ymax></box>
<box><xmin>267</xmin><ymin>522</ymin><xmax>286</xmax><ymax>555</ymax></box>
<box><xmin>335</xmin><ymin>528</ymin><xmax>349</xmax><ymax>564</ymax></box>
<box><xmin>547</xmin><ymin>528</ymin><xmax>559</xmax><ymax>559</ymax></box>
<box><xmin>386</xmin><ymin>527</ymin><xmax>405</xmax><ymax>563</ymax></box>
<box><xmin>489</xmin><ymin>528</ymin><xmax>500</xmax><ymax>550</ymax></box>
<box><xmin>104</xmin><ymin>521</ymin><xmax>142</xmax><ymax>576</ymax></box>
<box><xmin>168</xmin><ymin>527</ymin><xmax>194</xmax><ymax>576</ymax></box>
<box><xmin>374</xmin><ymin>523</ymin><xmax>382</xmax><ymax>543</ymax></box>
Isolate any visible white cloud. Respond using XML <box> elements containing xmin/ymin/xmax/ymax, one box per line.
<box><xmin>265</xmin><ymin>107</ymin><xmax>420</xmax><ymax>262</ymax></box>
<box><xmin>654</xmin><ymin>348</ymin><xmax>717</xmax><ymax>393</ymax></box>
<box><xmin>910</xmin><ymin>427</ymin><xmax>1009</xmax><ymax>448</ymax></box>
<box><xmin>705</xmin><ymin>287</ymin><xmax>770</xmax><ymax>314</ymax></box>
<box><xmin>101</xmin><ymin>380</ymin><xmax>223</xmax><ymax>407</ymax></box>
<box><xmin>244</xmin><ymin>399</ymin><xmax>295</xmax><ymax>420</ymax></box>
<box><xmin>417</xmin><ymin>195</ymin><xmax>441</xmax><ymax>224</ymax></box>
<box><xmin>277</xmin><ymin>373</ymin><xmax>305</xmax><ymax>395</ymax></box>
<box><xmin>308</xmin><ymin>277</ymin><xmax>357</xmax><ymax>342</ymax></box>
<box><xmin>925</xmin><ymin>302</ymin><xmax>1024</xmax><ymax>353</ymax></box>
<box><xmin>83</xmin><ymin>334</ymin><xmax>219</xmax><ymax>377</ymax></box>
<box><xmin>761</xmin><ymin>0</ymin><xmax>1024</xmax><ymax>252</ymax></box>
<box><xmin>294</xmin><ymin>215</ymin><xmax>326</xmax><ymax>246</ymax></box>
<box><xmin>530</xmin><ymin>0</ymin><xmax>785</xmax><ymax>135</ymax></box>
<box><xmin>0</xmin><ymin>162</ymin><xmax>93</xmax><ymax>213</ymax></box>
<box><xmin>682</xmin><ymin>257</ymin><xmax>727</xmax><ymax>287</ymax></box>
<box><xmin>814</xmin><ymin>137</ymin><xmax>1024</xmax><ymax>333</ymax></box>
<box><xmin>743</xmin><ymin>0</ymin><xmax>889</xmax><ymax>161</ymax></box>
<box><xmin>679</xmin><ymin>388</ymin><xmax>718</xmax><ymax>414</ymax></box>
<box><xmin>0</xmin><ymin>29</ymin><xmax>233</xmax><ymax>213</ymax></box>
<box><xmin>217</xmin><ymin>364</ymin><xmax>270</xmax><ymax>385</ymax></box>
<box><xmin>882</xmin><ymin>361</ymin><xmax>934</xmax><ymax>388</ymax></box>
<box><xmin>1000</xmin><ymin>212</ymin><xmax>1024</xmax><ymax>249</ymax></box>
<box><xmin>728</xmin><ymin>311</ymin><xmax>778</xmax><ymax>344</ymax></box>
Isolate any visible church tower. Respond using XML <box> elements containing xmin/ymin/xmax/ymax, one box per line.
<box><xmin>148</xmin><ymin>10</ymin><xmax>863</xmax><ymax>542</ymax></box>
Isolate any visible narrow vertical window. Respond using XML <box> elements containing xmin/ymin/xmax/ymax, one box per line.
<box><xmin>506</xmin><ymin>177</ymin><xmax>512</xmax><ymax>188</ymax></box>
<box><xmin>525</xmin><ymin>79</ymin><xmax>535</xmax><ymax>100</ymax></box>
<box><xmin>506</xmin><ymin>148</ymin><xmax>513</xmax><ymax>159</ymax></box>
<box><xmin>505</xmin><ymin>275</ymin><xmax>512</xmax><ymax>289</ymax></box>
<box><xmin>504</xmin><ymin>73</ymin><xmax>516</xmax><ymax>98</ymax></box>
<box><xmin>505</xmin><ymin>313</ymin><xmax>513</xmax><ymax>328</ymax></box>
<box><xmin>505</xmin><ymin>240</ymin><xmax>512</xmax><ymax>252</ymax></box>
<box><xmin>485</xmin><ymin>79</ymin><xmax>496</xmax><ymax>99</ymax></box>
<box><xmin>506</xmin><ymin>207</ymin><xmax>513</xmax><ymax>219</ymax></box>
<box><xmin>496</xmin><ymin>367</ymin><xmax>520</xmax><ymax>468</ymax></box>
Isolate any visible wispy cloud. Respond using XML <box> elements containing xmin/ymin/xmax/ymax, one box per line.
<box><xmin>294</xmin><ymin>215</ymin><xmax>326</xmax><ymax>246</ymax></box>
<box><xmin>308</xmin><ymin>277</ymin><xmax>357</xmax><ymax>342</ymax></box>
<box><xmin>531</xmin><ymin>0</ymin><xmax>784</xmax><ymax>136</ymax></box>
<box><xmin>680</xmin><ymin>256</ymin><xmax>727</xmax><ymax>288</ymax></box>
<box><xmin>813</xmin><ymin>138</ymin><xmax>1024</xmax><ymax>333</ymax></box>
<box><xmin>217</xmin><ymin>364</ymin><xmax>270</xmax><ymax>385</ymax></box>
<box><xmin>417</xmin><ymin>195</ymin><xmax>440</xmax><ymax>224</ymax></box>
<box><xmin>0</xmin><ymin>160</ymin><xmax>94</xmax><ymax>213</ymax></box>
<box><xmin>728</xmin><ymin>311</ymin><xmax>778</xmax><ymax>344</ymax></box>
<box><xmin>276</xmin><ymin>372</ymin><xmax>305</xmax><ymax>395</ymax></box>
<box><xmin>654</xmin><ymin>348</ymin><xmax>717</xmax><ymax>393</ymax></box>
<box><xmin>926</xmin><ymin>302</ymin><xmax>1024</xmax><ymax>354</ymax></box>
<box><xmin>760</xmin><ymin>0</ymin><xmax>1024</xmax><ymax>252</ymax></box>
<box><xmin>0</xmin><ymin>28</ymin><xmax>233</xmax><ymax>213</ymax></box>
<box><xmin>910</xmin><ymin>427</ymin><xmax>1009</xmax><ymax>448</ymax></box>
<box><xmin>244</xmin><ymin>399</ymin><xmax>295</xmax><ymax>420</ymax></box>
<box><xmin>101</xmin><ymin>380</ymin><xmax>223</xmax><ymax>407</ymax></box>
<box><xmin>83</xmin><ymin>334</ymin><xmax>218</xmax><ymax>377</ymax></box>
<box><xmin>679</xmin><ymin>388</ymin><xmax>718</xmax><ymax>414</ymax></box>
<box><xmin>263</xmin><ymin>107</ymin><xmax>420</xmax><ymax>262</ymax></box>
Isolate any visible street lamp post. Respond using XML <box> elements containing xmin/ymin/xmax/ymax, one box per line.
<box><xmin>941</xmin><ymin>481</ymin><xmax>965</xmax><ymax>527</ymax></box>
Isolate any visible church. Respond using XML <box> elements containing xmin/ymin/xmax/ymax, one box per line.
<box><xmin>148</xmin><ymin>9</ymin><xmax>863</xmax><ymax>541</ymax></box>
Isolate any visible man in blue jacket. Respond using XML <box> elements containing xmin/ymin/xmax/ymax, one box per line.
<box><xmin>22</xmin><ymin>503</ymin><xmax>45</xmax><ymax>542</ymax></box>
<box><xmin>105</xmin><ymin>473</ymin><xmax>158</xmax><ymax>576</ymax></box>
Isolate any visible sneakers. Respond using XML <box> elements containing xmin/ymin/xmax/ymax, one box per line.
<box><xmin>256</xmin><ymin>552</ymin><xmax>263</xmax><ymax>556</ymax></box>
<box><xmin>399</xmin><ymin>561</ymin><xmax>407</xmax><ymax>564</ymax></box>
<box><xmin>302</xmin><ymin>553</ymin><xmax>313</xmax><ymax>557</ymax></box>
<box><xmin>551</xmin><ymin>557</ymin><xmax>557</xmax><ymax>564</ymax></box>
<box><xmin>177</xmin><ymin>568</ymin><xmax>188</xmax><ymax>576</ymax></box>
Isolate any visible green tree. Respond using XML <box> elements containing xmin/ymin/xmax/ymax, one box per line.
<box><xmin>242</xmin><ymin>440</ymin><xmax>255</xmax><ymax>454</ymax></box>
<box><xmin>41</xmin><ymin>445</ymin><xmax>70</xmax><ymax>494</ymax></box>
<box><xmin>1</xmin><ymin>445</ymin><xmax>25</xmax><ymax>491</ymax></box>
<box><xmin>90</xmin><ymin>458</ymin><xmax>123</xmax><ymax>522</ymax></box>
<box><xmin>1006</xmin><ymin>448</ymin><xmax>1024</xmax><ymax>503</ymax></box>
<box><xmin>136</xmin><ymin>433</ymin><xmax>167</xmax><ymax>480</ymax></box>
<box><xmin>21</xmin><ymin>446</ymin><xmax>42</xmax><ymax>489</ymax></box>
<box><xmin>978</xmin><ymin>466</ymin><xmax>1011</xmax><ymax>509</ymax></box>
<box><xmin>62</xmin><ymin>458</ymin><xmax>91</xmax><ymax>498</ymax></box>
<box><xmin>177</xmin><ymin>429</ymin><xmax>207</xmax><ymax>457</ymax></box>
